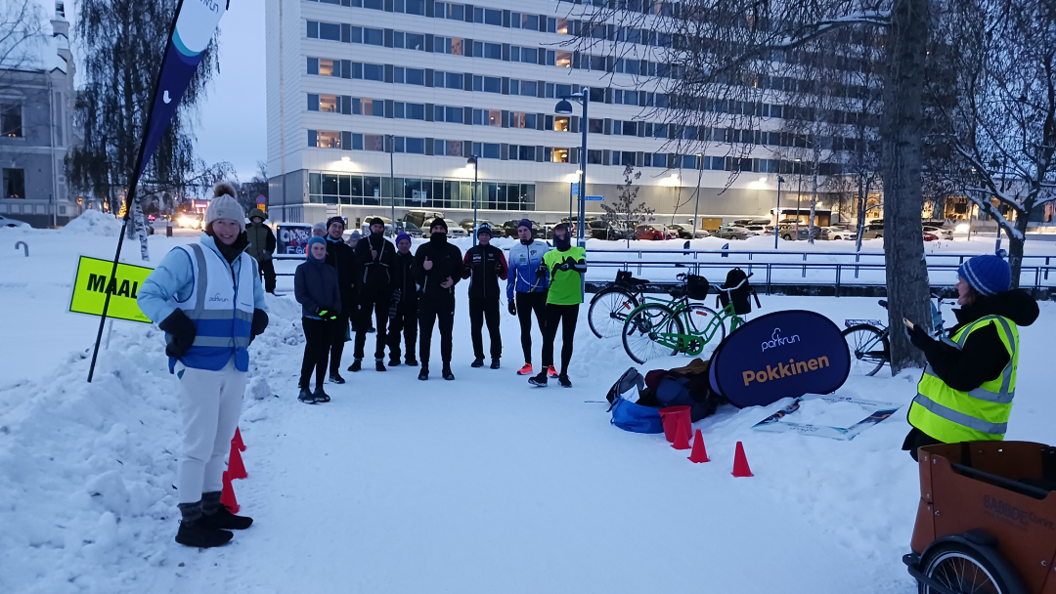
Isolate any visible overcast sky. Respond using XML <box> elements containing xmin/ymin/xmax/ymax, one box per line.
<box><xmin>194</xmin><ymin>2</ymin><xmax>267</xmax><ymax>182</ymax></box>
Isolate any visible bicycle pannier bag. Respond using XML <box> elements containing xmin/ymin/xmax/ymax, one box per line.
<box><xmin>685</xmin><ymin>275</ymin><xmax>710</xmax><ymax>300</ymax></box>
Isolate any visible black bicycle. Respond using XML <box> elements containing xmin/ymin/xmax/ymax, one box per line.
<box><xmin>588</xmin><ymin>270</ymin><xmax>649</xmax><ymax>338</ymax></box>
<box><xmin>842</xmin><ymin>296</ymin><xmax>947</xmax><ymax>376</ymax></box>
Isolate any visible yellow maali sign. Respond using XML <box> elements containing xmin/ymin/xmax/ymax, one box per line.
<box><xmin>69</xmin><ymin>256</ymin><xmax>154</xmax><ymax>323</ymax></box>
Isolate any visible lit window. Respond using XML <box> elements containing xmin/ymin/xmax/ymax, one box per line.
<box><xmin>318</xmin><ymin>94</ymin><xmax>338</xmax><ymax>113</ymax></box>
<box><xmin>556</xmin><ymin>51</ymin><xmax>572</xmax><ymax>68</ymax></box>
<box><xmin>3</xmin><ymin>168</ymin><xmax>25</xmax><ymax>198</ymax></box>
<box><xmin>557</xmin><ymin>18</ymin><xmax>569</xmax><ymax>35</ymax></box>
<box><xmin>488</xmin><ymin>110</ymin><xmax>501</xmax><ymax>126</ymax></box>
<box><xmin>554</xmin><ymin>117</ymin><xmax>570</xmax><ymax>132</ymax></box>
<box><xmin>0</xmin><ymin>105</ymin><xmax>22</xmax><ymax>138</ymax></box>
<box><xmin>551</xmin><ymin>148</ymin><xmax>569</xmax><ymax>163</ymax></box>
<box><xmin>319</xmin><ymin>59</ymin><xmax>335</xmax><ymax>76</ymax></box>
<box><xmin>315</xmin><ymin>131</ymin><xmax>341</xmax><ymax>148</ymax></box>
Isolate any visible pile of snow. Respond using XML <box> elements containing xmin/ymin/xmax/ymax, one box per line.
<box><xmin>61</xmin><ymin>210</ymin><xmax>123</xmax><ymax>236</ymax></box>
<box><xmin>0</xmin><ymin>293</ymin><xmax>290</xmax><ymax>594</ymax></box>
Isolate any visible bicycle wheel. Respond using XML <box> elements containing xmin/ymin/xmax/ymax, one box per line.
<box><xmin>842</xmin><ymin>324</ymin><xmax>889</xmax><ymax>377</ymax></box>
<box><xmin>588</xmin><ymin>288</ymin><xmax>639</xmax><ymax>338</ymax></box>
<box><xmin>684</xmin><ymin>304</ymin><xmax>727</xmax><ymax>347</ymax></box>
<box><xmin>622</xmin><ymin>304</ymin><xmax>684</xmax><ymax>364</ymax></box>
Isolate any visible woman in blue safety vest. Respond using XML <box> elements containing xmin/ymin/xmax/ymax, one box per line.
<box><xmin>138</xmin><ymin>183</ymin><xmax>269</xmax><ymax>548</ymax></box>
<box><xmin>902</xmin><ymin>252</ymin><xmax>1038</xmax><ymax>461</ymax></box>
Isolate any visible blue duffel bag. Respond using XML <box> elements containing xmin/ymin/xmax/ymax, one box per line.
<box><xmin>606</xmin><ymin>367</ymin><xmax>663</xmax><ymax>434</ymax></box>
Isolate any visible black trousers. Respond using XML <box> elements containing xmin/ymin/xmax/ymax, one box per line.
<box><xmin>419</xmin><ymin>300</ymin><xmax>454</xmax><ymax>367</ymax></box>
<box><xmin>328</xmin><ymin>312</ymin><xmax>351</xmax><ymax>376</ymax></box>
<box><xmin>355</xmin><ymin>293</ymin><xmax>389</xmax><ymax>361</ymax></box>
<box><xmin>387</xmin><ymin>300</ymin><xmax>418</xmax><ymax>362</ymax></box>
<box><xmin>469</xmin><ymin>296</ymin><xmax>502</xmax><ymax>361</ymax></box>
<box><xmin>257</xmin><ymin>259</ymin><xmax>276</xmax><ymax>293</ymax></box>
<box><xmin>516</xmin><ymin>292</ymin><xmax>551</xmax><ymax>366</ymax></box>
<box><xmin>542</xmin><ymin>303</ymin><xmax>579</xmax><ymax>375</ymax></box>
<box><xmin>300</xmin><ymin>318</ymin><xmax>334</xmax><ymax>390</ymax></box>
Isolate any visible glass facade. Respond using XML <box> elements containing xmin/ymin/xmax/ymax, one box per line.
<box><xmin>309</xmin><ymin>172</ymin><xmax>535</xmax><ymax>210</ymax></box>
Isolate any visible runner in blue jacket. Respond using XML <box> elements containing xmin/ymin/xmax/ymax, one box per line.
<box><xmin>505</xmin><ymin>219</ymin><xmax>555</xmax><ymax>377</ymax></box>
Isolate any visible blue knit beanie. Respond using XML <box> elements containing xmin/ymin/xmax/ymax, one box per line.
<box><xmin>395</xmin><ymin>232</ymin><xmax>411</xmax><ymax>247</ymax></box>
<box><xmin>518</xmin><ymin>218</ymin><xmax>533</xmax><ymax>232</ymax></box>
<box><xmin>306</xmin><ymin>236</ymin><xmax>327</xmax><ymax>261</ymax></box>
<box><xmin>958</xmin><ymin>251</ymin><xmax>1011</xmax><ymax>296</ymax></box>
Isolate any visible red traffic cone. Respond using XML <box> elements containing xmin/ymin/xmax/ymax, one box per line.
<box><xmin>672</xmin><ymin>421</ymin><xmax>691</xmax><ymax>450</ymax></box>
<box><xmin>232</xmin><ymin>427</ymin><xmax>246</xmax><ymax>452</ymax></box>
<box><xmin>221</xmin><ymin>471</ymin><xmax>240</xmax><ymax>513</ymax></box>
<box><xmin>228</xmin><ymin>442</ymin><xmax>247</xmax><ymax>480</ymax></box>
<box><xmin>732</xmin><ymin>441</ymin><xmax>754</xmax><ymax>477</ymax></box>
<box><xmin>688</xmin><ymin>430</ymin><xmax>710</xmax><ymax>463</ymax></box>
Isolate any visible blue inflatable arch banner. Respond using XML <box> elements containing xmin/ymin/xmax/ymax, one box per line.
<box><xmin>709</xmin><ymin>310</ymin><xmax>851</xmax><ymax>408</ymax></box>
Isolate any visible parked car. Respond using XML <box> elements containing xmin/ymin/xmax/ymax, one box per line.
<box><xmin>0</xmin><ymin>215</ymin><xmax>30</xmax><ymax>228</ymax></box>
<box><xmin>776</xmin><ymin>225</ymin><xmax>822</xmax><ymax>241</ymax></box>
<box><xmin>635</xmin><ymin>224</ymin><xmax>677</xmax><ymax>241</ymax></box>
<box><xmin>861</xmin><ymin>223</ymin><xmax>884</xmax><ymax>240</ymax></box>
<box><xmin>394</xmin><ymin>221</ymin><xmax>424</xmax><ymax>238</ymax></box>
<box><xmin>502</xmin><ymin>219</ymin><xmax>539</xmax><ymax>238</ymax></box>
<box><xmin>588</xmin><ymin>220</ymin><xmax>615</xmax><ymax>240</ymax></box>
<box><xmin>403</xmin><ymin>210</ymin><xmax>445</xmax><ymax>230</ymax></box>
<box><xmin>923</xmin><ymin>225</ymin><xmax>953</xmax><ymax>241</ymax></box>
<box><xmin>822</xmin><ymin>226</ymin><xmax>851</xmax><ymax>240</ymax></box>
<box><xmin>714</xmin><ymin>225</ymin><xmax>758</xmax><ymax>240</ymax></box>
<box><xmin>667</xmin><ymin>224</ymin><xmax>710</xmax><ymax>239</ymax></box>
<box><xmin>732</xmin><ymin>218</ymin><xmax>773</xmax><ymax>227</ymax></box>
<box><xmin>745</xmin><ymin>225</ymin><xmax>770</xmax><ymax>236</ymax></box>
<box><xmin>923</xmin><ymin>231</ymin><xmax>938</xmax><ymax>241</ymax></box>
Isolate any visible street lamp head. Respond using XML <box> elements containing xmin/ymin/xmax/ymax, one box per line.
<box><xmin>554</xmin><ymin>99</ymin><xmax>574</xmax><ymax>115</ymax></box>
<box><xmin>467</xmin><ymin>155</ymin><xmax>478</xmax><ymax>166</ymax></box>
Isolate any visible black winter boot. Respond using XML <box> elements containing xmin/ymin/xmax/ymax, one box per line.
<box><xmin>405</xmin><ymin>357</ymin><xmax>418</xmax><ymax>366</ymax></box>
<box><xmin>490</xmin><ymin>359</ymin><xmax>500</xmax><ymax>369</ymax></box>
<box><xmin>418</xmin><ymin>366</ymin><xmax>429</xmax><ymax>381</ymax></box>
<box><xmin>528</xmin><ymin>371</ymin><xmax>548</xmax><ymax>387</ymax></box>
<box><xmin>329</xmin><ymin>373</ymin><xmax>345</xmax><ymax>384</ymax></box>
<box><xmin>471</xmin><ymin>357</ymin><xmax>485</xmax><ymax>368</ymax></box>
<box><xmin>313</xmin><ymin>387</ymin><xmax>330</xmax><ymax>403</ymax></box>
<box><xmin>388</xmin><ymin>358</ymin><xmax>401</xmax><ymax>367</ymax></box>
<box><xmin>558</xmin><ymin>374</ymin><xmax>572</xmax><ymax>388</ymax></box>
<box><xmin>442</xmin><ymin>366</ymin><xmax>455</xmax><ymax>381</ymax></box>
<box><xmin>175</xmin><ymin>518</ymin><xmax>232</xmax><ymax>548</ymax></box>
<box><xmin>376</xmin><ymin>360</ymin><xmax>387</xmax><ymax>372</ymax></box>
<box><xmin>348</xmin><ymin>359</ymin><xmax>362</xmax><ymax>372</ymax></box>
<box><xmin>298</xmin><ymin>388</ymin><xmax>316</xmax><ymax>404</ymax></box>
<box><xmin>201</xmin><ymin>507</ymin><xmax>254</xmax><ymax>530</ymax></box>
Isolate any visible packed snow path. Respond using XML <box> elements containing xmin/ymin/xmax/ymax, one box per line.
<box><xmin>1</xmin><ymin>222</ymin><xmax>1053</xmax><ymax>593</ymax></box>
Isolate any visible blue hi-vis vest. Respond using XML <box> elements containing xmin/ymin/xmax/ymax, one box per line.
<box><xmin>167</xmin><ymin>243</ymin><xmax>256</xmax><ymax>373</ymax></box>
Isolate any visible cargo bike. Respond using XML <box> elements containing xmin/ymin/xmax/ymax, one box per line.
<box><xmin>905</xmin><ymin>441</ymin><xmax>1056</xmax><ymax>594</ymax></box>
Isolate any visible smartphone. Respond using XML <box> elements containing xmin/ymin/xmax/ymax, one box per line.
<box><xmin>903</xmin><ymin>318</ymin><xmax>916</xmax><ymax>330</ymax></box>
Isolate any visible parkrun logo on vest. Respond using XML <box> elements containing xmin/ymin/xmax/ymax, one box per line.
<box><xmin>742</xmin><ymin>356</ymin><xmax>831</xmax><ymax>387</ymax></box>
<box><xmin>761</xmin><ymin>328</ymin><xmax>800</xmax><ymax>352</ymax></box>
<box><xmin>208</xmin><ymin>293</ymin><xmax>230</xmax><ymax>304</ymax></box>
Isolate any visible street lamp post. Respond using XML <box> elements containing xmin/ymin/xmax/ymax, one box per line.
<box><xmin>775</xmin><ymin>176</ymin><xmax>785</xmax><ymax>250</ymax></box>
<box><xmin>556</xmin><ymin>92</ymin><xmax>588</xmax><ymax>247</ymax></box>
<box><xmin>387</xmin><ymin>134</ymin><xmax>395</xmax><ymax>236</ymax></box>
<box><xmin>692</xmin><ymin>154</ymin><xmax>702</xmax><ymax>241</ymax></box>
<box><xmin>467</xmin><ymin>154</ymin><xmax>479</xmax><ymax>246</ymax></box>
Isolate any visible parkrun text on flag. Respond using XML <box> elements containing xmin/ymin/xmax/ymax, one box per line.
<box><xmin>70</xmin><ymin>257</ymin><xmax>153</xmax><ymax>323</ymax></box>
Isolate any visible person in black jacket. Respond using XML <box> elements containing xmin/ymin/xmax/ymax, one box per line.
<box><xmin>323</xmin><ymin>216</ymin><xmax>356</xmax><ymax>384</ymax></box>
<box><xmin>349</xmin><ymin>218</ymin><xmax>397</xmax><ymax>372</ymax></box>
<box><xmin>295</xmin><ymin>236</ymin><xmax>342</xmax><ymax>404</ymax></box>
<box><xmin>413</xmin><ymin>218</ymin><xmax>462</xmax><ymax>381</ymax></box>
<box><xmin>462</xmin><ymin>224</ymin><xmax>508</xmax><ymax>369</ymax></box>
<box><xmin>387</xmin><ymin>232</ymin><xmax>419</xmax><ymax>367</ymax></box>
<box><xmin>902</xmin><ymin>254</ymin><xmax>1039</xmax><ymax>459</ymax></box>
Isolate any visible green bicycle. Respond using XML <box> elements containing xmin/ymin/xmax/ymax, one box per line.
<box><xmin>621</xmin><ymin>273</ymin><xmax>753</xmax><ymax>364</ymax></box>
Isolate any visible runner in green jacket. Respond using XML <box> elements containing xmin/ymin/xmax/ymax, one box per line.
<box><xmin>529</xmin><ymin>224</ymin><xmax>586</xmax><ymax>388</ymax></box>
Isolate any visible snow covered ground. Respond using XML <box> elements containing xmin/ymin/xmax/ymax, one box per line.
<box><xmin>1</xmin><ymin>215</ymin><xmax>1054</xmax><ymax>593</ymax></box>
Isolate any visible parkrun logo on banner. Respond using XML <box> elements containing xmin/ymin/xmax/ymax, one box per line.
<box><xmin>709</xmin><ymin>310</ymin><xmax>851</xmax><ymax>408</ymax></box>
<box><xmin>743</xmin><ymin>356</ymin><xmax>830</xmax><ymax>386</ymax></box>
<box><xmin>761</xmin><ymin>328</ymin><xmax>800</xmax><ymax>352</ymax></box>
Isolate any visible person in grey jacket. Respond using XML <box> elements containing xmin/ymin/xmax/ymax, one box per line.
<box><xmin>295</xmin><ymin>236</ymin><xmax>342</xmax><ymax>404</ymax></box>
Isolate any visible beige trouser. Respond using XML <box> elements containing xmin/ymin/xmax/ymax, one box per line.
<box><xmin>174</xmin><ymin>357</ymin><xmax>246</xmax><ymax>504</ymax></box>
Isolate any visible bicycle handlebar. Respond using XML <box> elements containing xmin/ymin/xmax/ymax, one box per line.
<box><xmin>719</xmin><ymin>273</ymin><xmax>753</xmax><ymax>293</ymax></box>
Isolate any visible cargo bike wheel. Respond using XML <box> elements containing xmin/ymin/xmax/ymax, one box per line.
<box><xmin>919</xmin><ymin>542</ymin><xmax>1014</xmax><ymax>594</ymax></box>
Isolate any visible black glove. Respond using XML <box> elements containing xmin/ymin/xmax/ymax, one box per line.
<box><xmin>508</xmin><ymin>300</ymin><xmax>517</xmax><ymax>316</ymax></box>
<box><xmin>557</xmin><ymin>258</ymin><xmax>573</xmax><ymax>271</ymax></box>
<box><xmin>905</xmin><ymin>322</ymin><xmax>933</xmax><ymax>351</ymax></box>
<box><xmin>251</xmin><ymin>309</ymin><xmax>269</xmax><ymax>340</ymax></box>
<box><xmin>536</xmin><ymin>263</ymin><xmax>548</xmax><ymax>276</ymax></box>
<box><xmin>159</xmin><ymin>309</ymin><xmax>197</xmax><ymax>359</ymax></box>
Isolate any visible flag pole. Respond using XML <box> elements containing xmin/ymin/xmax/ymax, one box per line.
<box><xmin>87</xmin><ymin>0</ymin><xmax>189</xmax><ymax>382</ymax></box>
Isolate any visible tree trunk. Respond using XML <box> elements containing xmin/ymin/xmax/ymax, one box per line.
<box><xmin>881</xmin><ymin>0</ymin><xmax>931</xmax><ymax>375</ymax></box>
<box><xmin>1007</xmin><ymin>215</ymin><xmax>1030</xmax><ymax>289</ymax></box>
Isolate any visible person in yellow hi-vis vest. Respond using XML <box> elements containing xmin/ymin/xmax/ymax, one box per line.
<box><xmin>902</xmin><ymin>252</ymin><xmax>1038</xmax><ymax>461</ymax></box>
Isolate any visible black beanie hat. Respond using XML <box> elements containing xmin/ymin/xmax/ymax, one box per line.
<box><xmin>477</xmin><ymin>224</ymin><xmax>493</xmax><ymax>237</ymax></box>
<box><xmin>326</xmin><ymin>216</ymin><xmax>345</xmax><ymax>230</ymax></box>
<box><xmin>368</xmin><ymin>217</ymin><xmax>385</xmax><ymax>227</ymax></box>
<box><xmin>429</xmin><ymin>218</ymin><xmax>448</xmax><ymax>232</ymax></box>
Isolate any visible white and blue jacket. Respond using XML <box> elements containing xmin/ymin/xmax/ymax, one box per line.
<box><xmin>506</xmin><ymin>240</ymin><xmax>551</xmax><ymax>301</ymax></box>
<box><xmin>138</xmin><ymin>235</ymin><xmax>267</xmax><ymax>373</ymax></box>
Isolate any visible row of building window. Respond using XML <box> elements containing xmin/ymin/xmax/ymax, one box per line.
<box><xmin>305</xmin><ymin>129</ymin><xmax>850</xmax><ymax>175</ymax></box>
<box><xmin>305</xmin><ymin>56</ymin><xmax>874</xmax><ymax>127</ymax></box>
<box><xmin>307</xmin><ymin>93</ymin><xmax>876</xmax><ymax>152</ymax></box>
<box><xmin>306</xmin><ymin>0</ymin><xmax>564</xmax><ymax>34</ymax></box>
<box><xmin>308</xmin><ymin>171</ymin><xmax>536</xmax><ymax>211</ymax></box>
